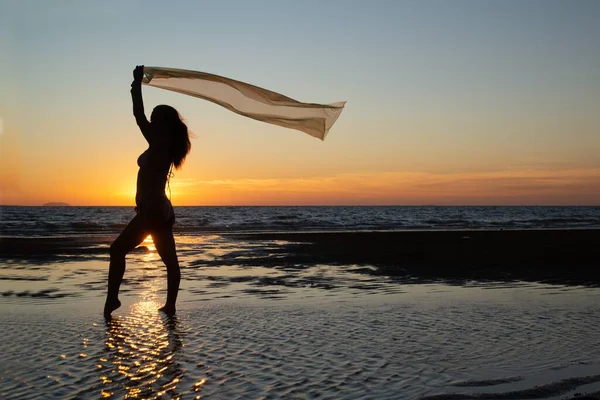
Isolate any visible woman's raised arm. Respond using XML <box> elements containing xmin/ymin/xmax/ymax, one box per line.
<box><xmin>130</xmin><ymin>65</ymin><xmax>152</xmax><ymax>142</ymax></box>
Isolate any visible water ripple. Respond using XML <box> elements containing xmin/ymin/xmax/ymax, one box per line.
<box><xmin>1</xmin><ymin>291</ymin><xmax>600</xmax><ymax>399</ymax></box>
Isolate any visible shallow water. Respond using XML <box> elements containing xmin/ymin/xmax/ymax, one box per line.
<box><xmin>1</xmin><ymin>234</ymin><xmax>600</xmax><ymax>399</ymax></box>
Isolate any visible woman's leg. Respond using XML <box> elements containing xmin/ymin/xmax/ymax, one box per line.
<box><xmin>104</xmin><ymin>214</ymin><xmax>148</xmax><ymax>318</ymax></box>
<box><xmin>152</xmin><ymin>227</ymin><xmax>180</xmax><ymax>316</ymax></box>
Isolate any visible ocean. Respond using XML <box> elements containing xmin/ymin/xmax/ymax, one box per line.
<box><xmin>2</xmin><ymin>205</ymin><xmax>600</xmax><ymax>237</ymax></box>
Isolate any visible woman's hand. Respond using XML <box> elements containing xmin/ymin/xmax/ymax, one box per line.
<box><xmin>133</xmin><ymin>65</ymin><xmax>144</xmax><ymax>83</ymax></box>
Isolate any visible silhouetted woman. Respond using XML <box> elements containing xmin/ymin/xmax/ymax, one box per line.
<box><xmin>104</xmin><ymin>65</ymin><xmax>191</xmax><ymax>318</ymax></box>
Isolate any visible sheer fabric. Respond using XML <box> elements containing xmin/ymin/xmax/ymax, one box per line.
<box><xmin>142</xmin><ymin>67</ymin><xmax>345</xmax><ymax>140</ymax></box>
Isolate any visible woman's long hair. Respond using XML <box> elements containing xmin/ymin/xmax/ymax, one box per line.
<box><xmin>152</xmin><ymin>105</ymin><xmax>191</xmax><ymax>170</ymax></box>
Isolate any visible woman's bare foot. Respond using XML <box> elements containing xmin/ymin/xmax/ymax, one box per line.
<box><xmin>104</xmin><ymin>299</ymin><xmax>121</xmax><ymax>319</ymax></box>
<box><xmin>159</xmin><ymin>304</ymin><xmax>176</xmax><ymax>316</ymax></box>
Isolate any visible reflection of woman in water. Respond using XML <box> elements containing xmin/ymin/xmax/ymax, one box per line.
<box><xmin>104</xmin><ymin>65</ymin><xmax>191</xmax><ymax>318</ymax></box>
<box><xmin>103</xmin><ymin>314</ymin><xmax>184</xmax><ymax>396</ymax></box>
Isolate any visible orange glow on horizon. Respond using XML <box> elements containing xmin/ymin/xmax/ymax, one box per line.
<box><xmin>2</xmin><ymin>167</ymin><xmax>599</xmax><ymax>206</ymax></box>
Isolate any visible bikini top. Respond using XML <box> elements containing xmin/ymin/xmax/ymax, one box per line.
<box><xmin>137</xmin><ymin>149</ymin><xmax>171</xmax><ymax>176</ymax></box>
<box><xmin>137</xmin><ymin>150</ymin><xmax>149</xmax><ymax>168</ymax></box>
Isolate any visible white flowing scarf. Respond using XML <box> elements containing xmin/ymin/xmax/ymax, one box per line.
<box><xmin>142</xmin><ymin>67</ymin><xmax>346</xmax><ymax>140</ymax></box>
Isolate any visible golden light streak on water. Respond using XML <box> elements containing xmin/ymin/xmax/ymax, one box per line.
<box><xmin>101</xmin><ymin>288</ymin><xmax>187</xmax><ymax>398</ymax></box>
<box><xmin>125</xmin><ymin>387</ymin><xmax>142</xmax><ymax>398</ymax></box>
<box><xmin>193</xmin><ymin>377</ymin><xmax>207</xmax><ymax>391</ymax></box>
<box><xmin>132</xmin><ymin>300</ymin><xmax>161</xmax><ymax>314</ymax></box>
<box><xmin>141</xmin><ymin>235</ymin><xmax>161</xmax><ymax>263</ymax></box>
<box><xmin>142</xmin><ymin>235</ymin><xmax>156</xmax><ymax>252</ymax></box>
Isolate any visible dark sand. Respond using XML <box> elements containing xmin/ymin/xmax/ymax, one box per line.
<box><xmin>232</xmin><ymin>229</ymin><xmax>600</xmax><ymax>285</ymax></box>
<box><xmin>0</xmin><ymin>236</ymin><xmax>112</xmax><ymax>259</ymax></box>
<box><xmin>2</xmin><ymin>229</ymin><xmax>599</xmax><ymax>285</ymax></box>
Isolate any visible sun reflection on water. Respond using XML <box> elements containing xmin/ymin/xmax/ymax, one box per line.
<box><xmin>142</xmin><ymin>235</ymin><xmax>156</xmax><ymax>252</ymax></box>
<box><xmin>101</xmin><ymin>294</ymin><xmax>189</xmax><ymax>399</ymax></box>
<box><xmin>141</xmin><ymin>235</ymin><xmax>160</xmax><ymax>263</ymax></box>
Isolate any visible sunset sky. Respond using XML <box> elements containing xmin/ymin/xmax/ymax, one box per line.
<box><xmin>1</xmin><ymin>0</ymin><xmax>599</xmax><ymax>206</ymax></box>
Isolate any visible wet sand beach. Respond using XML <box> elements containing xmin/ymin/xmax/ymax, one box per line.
<box><xmin>2</xmin><ymin>230</ymin><xmax>600</xmax><ymax>399</ymax></box>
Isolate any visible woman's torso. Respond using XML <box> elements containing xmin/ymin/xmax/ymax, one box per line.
<box><xmin>135</xmin><ymin>132</ymin><xmax>172</xmax><ymax>205</ymax></box>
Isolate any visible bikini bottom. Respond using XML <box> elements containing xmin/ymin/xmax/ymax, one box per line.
<box><xmin>135</xmin><ymin>196</ymin><xmax>175</xmax><ymax>230</ymax></box>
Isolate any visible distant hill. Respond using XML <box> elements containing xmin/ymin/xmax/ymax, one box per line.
<box><xmin>42</xmin><ymin>202</ymin><xmax>71</xmax><ymax>206</ymax></box>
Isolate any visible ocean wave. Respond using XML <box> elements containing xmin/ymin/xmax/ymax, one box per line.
<box><xmin>2</xmin><ymin>206</ymin><xmax>600</xmax><ymax>237</ymax></box>
<box><xmin>423</xmin><ymin>219</ymin><xmax>471</xmax><ymax>226</ymax></box>
<box><xmin>273</xmin><ymin>215</ymin><xmax>300</xmax><ymax>220</ymax></box>
<box><xmin>69</xmin><ymin>222</ymin><xmax>105</xmax><ymax>231</ymax></box>
<box><xmin>518</xmin><ymin>217</ymin><xmax>600</xmax><ymax>225</ymax></box>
